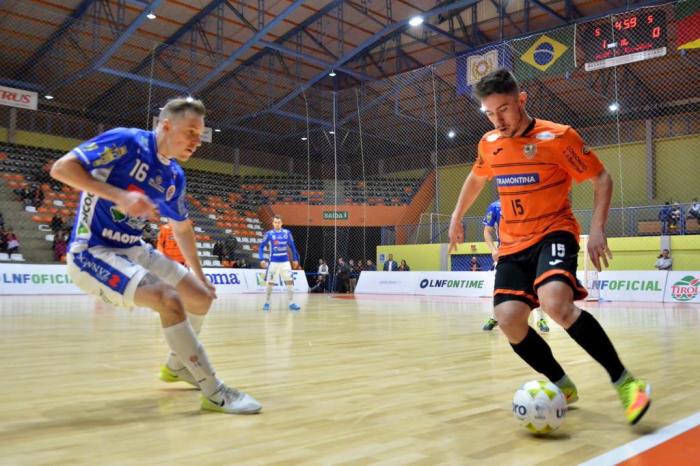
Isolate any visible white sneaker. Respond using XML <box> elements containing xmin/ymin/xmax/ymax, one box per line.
<box><xmin>201</xmin><ymin>384</ymin><xmax>262</xmax><ymax>414</ymax></box>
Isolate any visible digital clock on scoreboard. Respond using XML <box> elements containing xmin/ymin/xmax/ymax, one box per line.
<box><xmin>583</xmin><ymin>10</ymin><xmax>668</xmax><ymax>70</ymax></box>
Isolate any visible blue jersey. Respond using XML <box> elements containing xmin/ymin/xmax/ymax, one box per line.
<box><xmin>482</xmin><ymin>200</ymin><xmax>501</xmax><ymax>238</ymax></box>
<box><xmin>258</xmin><ymin>228</ymin><xmax>299</xmax><ymax>263</ymax></box>
<box><xmin>68</xmin><ymin>127</ymin><xmax>188</xmax><ymax>250</ymax></box>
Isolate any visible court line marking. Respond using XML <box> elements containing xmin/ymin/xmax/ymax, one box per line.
<box><xmin>578</xmin><ymin>411</ymin><xmax>700</xmax><ymax>466</ymax></box>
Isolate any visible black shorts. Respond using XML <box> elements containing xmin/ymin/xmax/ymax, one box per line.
<box><xmin>493</xmin><ymin>231</ymin><xmax>588</xmax><ymax>309</ymax></box>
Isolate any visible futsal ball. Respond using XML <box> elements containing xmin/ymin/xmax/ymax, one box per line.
<box><xmin>512</xmin><ymin>380</ymin><xmax>567</xmax><ymax>434</ymax></box>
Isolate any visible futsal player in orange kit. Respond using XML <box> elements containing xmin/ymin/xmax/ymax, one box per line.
<box><xmin>157</xmin><ymin>222</ymin><xmax>187</xmax><ymax>266</ymax></box>
<box><xmin>448</xmin><ymin>69</ymin><xmax>650</xmax><ymax>425</ymax></box>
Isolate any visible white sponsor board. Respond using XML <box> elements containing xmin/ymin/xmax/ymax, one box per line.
<box><xmin>663</xmin><ymin>272</ymin><xmax>700</xmax><ymax>304</ymax></box>
<box><xmin>355</xmin><ymin>271</ymin><xmax>420</xmax><ymax>294</ymax></box>
<box><xmin>202</xmin><ymin>268</ymin><xmax>247</xmax><ymax>294</ymax></box>
<box><xmin>589</xmin><ymin>271</ymin><xmax>667</xmax><ymax>302</ymax></box>
<box><xmin>0</xmin><ymin>264</ymin><xmax>82</xmax><ymax>294</ymax></box>
<box><xmin>414</xmin><ymin>271</ymin><xmax>494</xmax><ymax>298</ymax></box>
<box><xmin>243</xmin><ymin>269</ymin><xmax>309</xmax><ymax>293</ymax></box>
<box><xmin>0</xmin><ymin>264</ymin><xmax>307</xmax><ymax>295</ymax></box>
<box><xmin>0</xmin><ymin>85</ymin><xmax>38</xmax><ymax>110</ymax></box>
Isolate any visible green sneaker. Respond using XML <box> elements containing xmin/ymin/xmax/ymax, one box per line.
<box><xmin>159</xmin><ymin>365</ymin><xmax>199</xmax><ymax>388</ymax></box>
<box><xmin>555</xmin><ymin>376</ymin><xmax>579</xmax><ymax>405</ymax></box>
<box><xmin>537</xmin><ymin>319</ymin><xmax>550</xmax><ymax>333</ymax></box>
<box><xmin>482</xmin><ymin>318</ymin><xmax>498</xmax><ymax>331</ymax></box>
<box><xmin>616</xmin><ymin>376</ymin><xmax>651</xmax><ymax>425</ymax></box>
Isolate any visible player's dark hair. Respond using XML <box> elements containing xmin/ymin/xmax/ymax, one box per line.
<box><xmin>159</xmin><ymin>97</ymin><xmax>206</xmax><ymax>120</ymax></box>
<box><xmin>273</xmin><ymin>215</ymin><xmax>282</xmax><ymax>221</ymax></box>
<box><xmin>474</xmin><ymin>68</ymin><xmax>520</xmax><ymax>99</ymax></box>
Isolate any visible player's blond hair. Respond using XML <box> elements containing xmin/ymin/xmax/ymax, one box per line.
<box><xmin>158</xmin><ymin>97</ymin><xmax>206</xmax><ymax>121</ymax></box>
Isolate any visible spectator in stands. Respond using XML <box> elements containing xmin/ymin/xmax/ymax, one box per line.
<box><xmin>0</xmin><ymin>211</ymin><xmax>4</xmax><ymax>230</ymax></box>
<box><xmin>335</xmin><ymin>257</ymin><xmax>351</xmax><ymax>293</ymax></box>
<box><xmin>0</xmin><ymin>228</ymin><xmax>7</xmax><ymax>253</ymax></box>
<box><xmin>658</xmin><ymin>202</ymin><xmax>673</xmax><ymax>234</ymax></box>
<box><xmin>5</xmin><ymin>228</ymin><xmax>19</xmax><ymax>257</ymax></box>
<box><xmin>50</xmin><ymin>213</ymin><xmax>64</xmax><ymax>234</ymax></box>
<box><xmin>654</xmin><ymin>249</ymin><xmax>673</xmax><ymax>271</ymax></box>
<box><xmin>18</xmin><ymin>184</ymin><xmax>33</xmax><ymax>206</ymax></box>
<box><xmin>689</xmin><ymin>198</ymin><xmax>700</xmax><ymax>226</ymax></box>
<box><xmin>471</xmin><ymin>256</ymin><xmax>480</xmax><ymax>271</ymax></box>
<box><xmin>213</xmin><ymin>240</ymin><xmax>224</xmax><ymax>263</ymax></box>
<box><xmin>348</xmin><ymin>259</ymin><xmax>358</xmax><ymax>292</ymax></box>
<box><xmin>398</xmin><ymin>259</ymin><xmax>410</xmax><ymax>271</ymax></box>
<box><xmin>53</xmin><ymin>232</ymin><xmax>67</xmax><ymax>262</ymax></box>
<box><xmin>29</xmin><ymin>183</ymin><xmax>43</xmax><ymax>208</ymax></box>
<box><xmin>310</xmin><ymin>259</ymin><xmax>329</xmax><ymax>293</ymax></box>
<box><xmin>224</xmin><ymin>237</ymin><xmax>238</xmax><ymax>262</ymax></box>
<box><xmin>670</xmin><ymin>202</ymin><xmax>682</xmax><ymax>233</ymax></box>
<box><xmin>238</xmin><ymin>257</ymin><xmax>248</xmax><ymax>269</ymax></box>
<box><xmin>383</xmin><ymin>254</ymin><xmax>398</xmax><ymax>271</ymax></box>
<box><xmin>365</xmin><ymin>259</ymin><xmax>376</xmax><ymax>271</ymax></box>
<box><xmin>157</xmin><ymin>222</ymin><xmax>187</xmax><ymax>266</ymax></box>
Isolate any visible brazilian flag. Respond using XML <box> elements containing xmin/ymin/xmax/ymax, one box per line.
<box><xmin>676</xmin><ymin>0</ymin><xmax>700</xmax><ymax>49</ymax></box>
<box><xmin>512</xmin><ymin>26</ymin><xmax>575</xmax><ymax>82</ymax></box>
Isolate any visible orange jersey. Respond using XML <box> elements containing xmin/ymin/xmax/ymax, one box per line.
<box><xmin>472</xmin><ymin>119</ymin><xmax>604</xmax><ymax>256</ymax></box>
<box><xmin>157</xmin><ymin>223</ymin><xmax>186</xmax><ymax>264</ymax></box>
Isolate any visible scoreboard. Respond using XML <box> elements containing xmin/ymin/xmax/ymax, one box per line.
<box><xmin>583</xmin><ymin>10</ymin><xmax>668</xmax><ymax>71</ymax></box>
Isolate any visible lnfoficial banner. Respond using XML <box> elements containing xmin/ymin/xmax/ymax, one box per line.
<box><xmin>0</xmin><ymin>264</ymin><xmax>81</xmax><ymax>294</ymax></box>
<box><xmin>589</xmin><ymin>271</ymin><xmax>667</xmax><ymax>302</ymax></box>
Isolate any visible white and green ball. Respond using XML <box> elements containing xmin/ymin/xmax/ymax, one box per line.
<box><xmin>512</xmin><ymin>380</ymin><xmax>567</xmax><ymax>434</ymax></box>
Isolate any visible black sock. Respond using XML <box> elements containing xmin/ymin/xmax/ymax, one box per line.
<box><xmin>566</xmin><ymin>310</ymin><xmax>625</xmax><ymax>383</ymax></box>
<box><xmin>510</xmin><ymin>327</ymin><xmax>565</xmax><ymax>382</ymax></box>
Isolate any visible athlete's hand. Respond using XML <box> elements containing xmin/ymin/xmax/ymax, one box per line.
<box><xmin>259</xmin><ymin>260</ymin><xmax>268</xmax><ymax>269</ymax></box>
<box><xmin>491</xmin><ymin>250</ymin><xmax>499</xmax><ymax>262</ymax></box>
<box><xmin>587</xmin><ymin>231</ymin><xmax>612</xmax><ymax>271</ymax></box>
<box><xmin>448</xmin><ymin>217</ymin><xmax>464</xmax><ymax>253</ymax></box>
<box><xmin>117</xmin><ymin>190</ymin><xmax>155</xmax><ymax>218</ymax></box>
<box><xmin>292</xmin><ymin>260</ymin><xmax>299</xmax><ymax>270</ymax></box>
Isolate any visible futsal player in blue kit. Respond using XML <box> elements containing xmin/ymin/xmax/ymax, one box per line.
<box><xmin>50</xmin><ymin>97</ymin><xmax>261</xmax><ymax>414</ymax></box>
<box><xmin>258</xmin><ymin>215</ymin><xmax>301</xmax><ymax>311</ymax></box>
<box><xmin>481</xmin><ymin>200</ymin><xmax>550</xmax><ymax>332</ymax></box>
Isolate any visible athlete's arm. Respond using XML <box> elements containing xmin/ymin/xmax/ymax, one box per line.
<box><xmin>170</xmin><ymin>218</ymin><xmax>216</xmax><ymax>297</ymax></box>
<box><xmin>448</xmin><ymin>172</ymin><xmax>488</xmax><ymax>252</ymax></box>
<box><xmin>588</xmin><ymin>169</ymin><xmax>613</xmax><ymax>271</ymax></box>
<box><xmin>287</xmin><ymin>232</ymin><xmax>300</xmax><ymax>268</ymax></box>
<box><xmin>258</xmin><ymin>232</ymin><xmax>270</xmax><ymax>269</ymax></box>
<box><xmin>483</xmin><ymin>226</ymin><xmax>499</xmax><ymax>261</ymax></box>
<box><xmin>50</xmin><ymin>153</ymin><xmax>155</xmax><ymax>217</ymax></box>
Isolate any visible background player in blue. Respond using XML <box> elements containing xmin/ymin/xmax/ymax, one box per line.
<box><xmin>258</xmin><ymin>215</ymin><xmax>301</xmax><ymax>311</ymax></box>
<box><xmin>50</xmin><ymin>97</ymin><xmax>261</xmax><ymax>415</ymax></box>
<box><xmin>481</xmin><ymin>200</ymin><xmax>550</xmax><ymax>332</ymax></box>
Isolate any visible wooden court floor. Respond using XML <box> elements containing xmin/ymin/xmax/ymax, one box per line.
<box><xmin>1</xmin><ymin>293</ymin><xmax>699</xmax><ymax>465</ymax></box>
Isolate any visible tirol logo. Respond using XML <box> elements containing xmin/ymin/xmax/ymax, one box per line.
<box><xmin>670</xmin><ymin>275</ymin><xmax>700</xmax><ymax>302</ymax></box>
<box><xmin>495</xmin><ymin>173</ymin><xmax>540</xmax><ymax>187</ymax></box>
